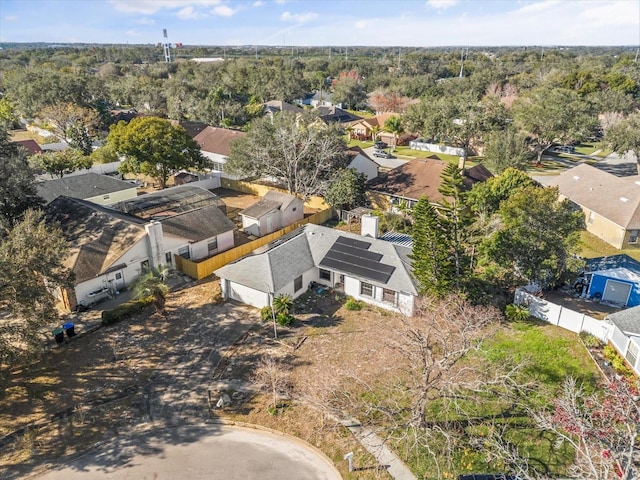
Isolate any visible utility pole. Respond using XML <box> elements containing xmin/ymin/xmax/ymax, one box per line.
<box><xmin>255</xmin><ymin>45</ymin><xmax>258</xmax><ymax>60</ymax></box>
<box><xmin>345</xmin><ymin>46</ymin><xmax>348</xmax><ymax>62</ymax></box>
<box><xmin>398</xmin><ymin>47</ymin><xmax>401</xmax><ymax>70</ymax></box>
<box><xmin>458</xmin><ymin>49</ymin><xmax>464</xmax><ymax>78</ymax></box>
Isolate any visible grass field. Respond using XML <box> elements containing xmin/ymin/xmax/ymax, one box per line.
<box><xmin>579</xmin><ymin>230</ymin><xmax>640</xmax><ymax>261</ymax></box>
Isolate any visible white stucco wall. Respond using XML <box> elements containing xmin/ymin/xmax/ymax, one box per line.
<box><xmin>274</xmin><ymin>269</ymin><xmax>316</xmax><ymax>301</ymax></box>
<box><xmin>281</xmin><ymin>199</ymin><xmax>304</xmax><ymax>227</ymax></box>
<box><xmin>348</xmin><ymin>154</ymin><xmax>379</xmax><ymax>181</ymax></box>
<box><xmin>242</xmin><ymin>216</ymin><xmax>261</xmax><ymax>237</ymax></box>
<box><xmin>86</xmin><ymin>187</ymin><xmax>138</xmax><ymax>206</ymax></box>
<box><xmin>343</xmin><ymin>275</ymin><xmax>413</xmax><ymax>316</ymax></box>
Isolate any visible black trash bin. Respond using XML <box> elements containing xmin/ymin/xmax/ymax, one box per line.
<box><xmin>63</xmin><ymin>322</ymin><xmax>76</xmax><ymax>338</ymax></box>
<box><xmin>52</xmin><ymin>327</ymin><xmax>64</xmax><ymax>344</ymax></box>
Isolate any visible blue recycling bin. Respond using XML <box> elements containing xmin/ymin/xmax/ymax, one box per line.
<box><xmin>63</xmin><ymin>322</ymin><xmax>76</xmax><ymax>338</ymax></box>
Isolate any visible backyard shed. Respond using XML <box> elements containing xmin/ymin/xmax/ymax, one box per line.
<box><xmin>584</xmin><ymin>255</ymin><xmax>640</xmax><ymax>307</ymax></box>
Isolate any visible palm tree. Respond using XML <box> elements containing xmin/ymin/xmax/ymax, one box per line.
<box><xmin>132</xmin><ymin>265</ymin><xmax>172</xmax><ymax>314</ymax></box>
<box><xmin>383</xmin><ymin>116</ymin><xmax>404</xmax><ymax>151</ymax></box>
<box><xmin>370</xmin><ymin>124</ymin><xmax>380</xmax><ymax>142</ymax></box>
<box><xmin>345</xmin><ymin>124</ymin><xmax>354</xmax><ymax>142</ymax></box>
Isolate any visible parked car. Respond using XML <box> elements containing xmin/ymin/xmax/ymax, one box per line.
<box><xmin>373</xmin><ymin>151</ymin><xmax>395</xmax><ymax>159</ymax></box>
<box><xmin>374</xmin><ymin>141</ymin><xmax>388</xmax><ymax>149</ymax></box>
<box><xmin>552</xmin><ymin>145</ymin><xmax>576</xmax><ymax>154</ymax></box>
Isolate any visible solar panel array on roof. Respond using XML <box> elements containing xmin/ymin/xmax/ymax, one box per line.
<box><xmin>320</xmin><ymin>237</ymin><xmax>395</xmax><ymax>284</ymax></box>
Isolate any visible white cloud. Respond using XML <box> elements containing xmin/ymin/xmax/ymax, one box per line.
<box><xmin>125</xmin><ymin>29</ymin><xmax>142</xmax><ymax>37</ymax></box>
<box><xmin>212</xmin><ymin>5</ymin><xmax>236</xmax><ymax>16</ymax></box>
<box><xmin>177</xmin><ymin>6</ymin><xmax>202</xmax><ymax>19</ymax></box>
<box><xmin>110</xmin><ymin>0</ymin><xmax>220</xmax><ymax>15</ymax></box>
<box><xmin>281</xmin><ymin>11</ymin><xmax>318</xmax><ymax>23</ymax></box>
<box><xmin>355</xmin><ymin>20</ymin><xmax>367</xmax><ymax>29</ymax></box>
<box><xmin>136</xmin><ymin>17</ymin><xmax>156</xmax><ymax>25</ymax></box>
<box><xmin>252</xmin><ymin>0</ymin><xmax>264</xmax><ymax>6</ymax></box>
<box><xmin>275</xmin><ymin>0</ymin><xmax>287</xmax><ymax>4</ymax></box>
<box><xmin>4</xmin><ymin>15</ymin><xmax>18</xmax><ymax>21</ymax></box>
<box><xmin>426</xmin><ymin>0</ymin><xmax>458</xmax><ymax>10</ymax></box>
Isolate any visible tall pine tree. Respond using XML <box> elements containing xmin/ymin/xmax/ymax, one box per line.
<box><xmin>409</xmin><ymin>196</ymin><xmax>453</xmax><ymax>297</ymax></box>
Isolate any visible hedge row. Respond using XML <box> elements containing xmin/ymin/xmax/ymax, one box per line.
<box><xmin>101</xmin><ymin>296</ymin><xmax>153</xmax><ymax>326</ymax></box>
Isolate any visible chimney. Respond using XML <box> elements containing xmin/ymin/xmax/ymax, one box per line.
<box><xmin>361</xmin><ymin>214</ymin><xmax>379</xmax><ymax>239</ymax></box>
<box><xmin>145</xmin><ymin>220</ymin><xmax>165</xmax><ymax>269</ymax></box>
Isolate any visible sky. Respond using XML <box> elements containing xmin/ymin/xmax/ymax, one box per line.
<box><xmin>0</xmin><ymin>0</ymin><xmax>639</xmax><ymax>47</ymax></box>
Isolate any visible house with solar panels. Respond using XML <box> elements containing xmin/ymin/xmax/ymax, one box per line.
<box><xmin>214</xmin><ymin>216</ymin><xmax>418</xmax><ymax>316</ymax></box>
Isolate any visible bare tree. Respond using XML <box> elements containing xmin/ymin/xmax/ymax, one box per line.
<box><xmin>480</xmin><ymin>376</ymin><xmax>640</xmax><ymax>480</ymax></box>
<box><xmin>252</xmin><ymin>354</ymin><xmax>292</xmax><ymax>411</ymax></box>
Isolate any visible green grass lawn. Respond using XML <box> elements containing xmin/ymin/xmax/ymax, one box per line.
<box><xmin>392</xmin><ymin>321</ymin><xmax>600</xmax><ymax>478</ymax></box>
<box><xmin>573</xmin><ymin>142</ymin><xmax>599</xmax><ymax>155</ymax></box>
<box><xmin>579</xmin><ymin>230</ymin><xmax>640</xmax><ymax>261</ymax></box>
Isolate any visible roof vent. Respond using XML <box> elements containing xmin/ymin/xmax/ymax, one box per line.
<box><xmin>620</xmin><ymin>197</ymin><xmax>629</xmax><ymax>202</ymax></box>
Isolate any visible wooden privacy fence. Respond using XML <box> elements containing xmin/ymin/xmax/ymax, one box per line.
<box><xmin>174</xmin><ymin>208</ymin><xmax>335</xmax><ymax>280</ymax></box>
<box><xmin>220</xmin><ymin>178</ymin><xmax>328</xmax><ymax>210</ymax></box>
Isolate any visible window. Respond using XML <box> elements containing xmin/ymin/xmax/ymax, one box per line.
<box><xmin>292</xmin><ymin>207</ymin><xmax>297</xmax><ymax>212</ymax></box>
<box><xmin>165</xmin><ymin>252</ymin><xmax>173</xmax><ymax>264</ymax></box>
<box><xmin>208</xmin><ymin>238</ymin><xmax>218</xmax><ymax>254</ymax></box>
<box><xmin>294</xmin><ymin>275</ymin><xmax>303</xmax><ymax>292</ymax></box>
<box><xmin>178</xmin><ymin>246</ymin><xmax>190</xmax><ymax>259</ymax></box>
<box><xmin>212</xmin><ymin>162</ymin><xmax>224</xmax><ymax>172</ymax></box>
<box><xmin>360</xmin><ymin>282</ymin><xmax>374</xmax><ymax>297</ymax></box>
<box><xmin>588</xmin><ymin>211</ymin><xmax>595</xmax><ymax>224</ymax></box>
<box><xmin>140</xmin><ymin>260</ymin><xmax>149</xmax><ymax>271</ymax></box>
<box><xmin>627</xmin><ymin>340</ymin><xmax>639</xmax><ymax>367</ymax></box>
<box><xmin>630</xmin><ymin>230</ymin><xmax>639</xmax><ymax>244</ymax></box>
<box><xmin>382</xmin><ymin>288</ymin><xmax>397</xmax><ymax>305</ymax></box>
<box><xmin>115</xmin><ymin>272</ymin><xmax>122</xmax><ymax>280</ymax></box>
<box><xmin>319</xmin><ymin>269</ymin><xmax>331</xmax><ymax>281</ymax></box>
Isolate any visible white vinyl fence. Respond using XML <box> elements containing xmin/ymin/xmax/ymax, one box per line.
<box><xmin>409</xmin><ymin>139</ymin><xmax>466</xmax><ymax>157</ymax></box>
<box><xmin>514</xmin><ymin>288</ymin><xmax>612</xmax><ymax>341</ymax></box>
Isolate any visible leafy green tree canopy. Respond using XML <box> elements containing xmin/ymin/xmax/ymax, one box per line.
<box><xmin>481</xmin><ymin>186</ymin><xmax>584</xmax><ymax>288</ymax></box>
<box><xmin>324</xmin><ymin>168</ymin><xmax>368</xmax><ymax>212</ymax></box>
<box><xmin>482</xmin><ymin>127</ymin><xmax>534</xmax><ymax>174</ymax></box>
<box><xmin>107</xmin><ymin>117</ymin><xmax>208</xmax><ymax>188</ymax></box>
<box><xmin>33</xmin><ymin>149</ymin><xmax>93</xmax><ymax>179</ymax></box>
<box><xmin>468</xmin><ymin>167</ymin><xmax>538</xmax><ymax>217</ymax></box>
<box><xmin>604</xmin><ymin>112</ymin><xmax>640</xmax><ymax>174</ymax></box>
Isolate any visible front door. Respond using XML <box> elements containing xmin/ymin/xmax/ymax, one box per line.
<box><xmin>265</xmin><ymin>215</ymin><xmax>274</xmax><ymax>234</ymax></box>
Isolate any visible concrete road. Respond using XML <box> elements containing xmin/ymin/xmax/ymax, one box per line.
<box><xmin>37</xmin><ymin>424</ymin><xmax>341</xmax><ymax>480</ymax></box>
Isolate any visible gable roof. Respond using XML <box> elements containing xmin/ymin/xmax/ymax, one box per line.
<box><xmin>349</xmin><ymin>112</ymin><xmax>398</xmax><ymax>130</ymax></box>
<box><xmin>606</xmin><ymin>305</ymin><xmax>640</xmax><ymax>336</ymax></box>
<box><xmin>14</xmin><ymin>139</ymin><xmax>43</xmax><ymax>155</ymax></box>
<box><xmin>586</xmin><ymin>254</ymin><xmax>640</xmax><ymax>274</ymax></box>
<box><xmin>44</xmin><ymin>196</ymin><xmax>146</xmax><ymax>284</ymax></box>
<box><xmin>215</xmin><ymin>223</ymin><xmax>417</xmax><ymax>295</ymax></box>
<box><xmin>548</xmin><ymin>163</ymin><xmax>640</xmax><ymax>229</ymax></box>
<box><xmin>240</xmin><ymin>190</ymin><xmax>300</xmax><ymax>219</ymax></box>
<box><xmin>36</xmin><ymin>173</ymin><xmax>137</xmax><ymax>204</ymax></box>
<box><xmin>194</xmin><ymin>126</ymin><xmax>245</xmax><ymax>156</ymax></box>
<box><xmin>263</xmin><ymin>100</ymin><xmax>303</xmax><ymax>114</ymax></box>
<box><xmin>367</xmin><ymin>158</ymin><xmax>492</xmax><ymax>202</ymax></box>
<box><xmin>160</xmin><ymin>204</ymin><xmax>236</xmax><ymax>241</ymax></box>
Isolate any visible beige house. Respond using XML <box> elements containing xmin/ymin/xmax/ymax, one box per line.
<box><xmin>548</xmin><ymin>164</ymin><xmax>640</xmax><ymax>249</ymax></box>
<box><xmin>36</xmin><ymin>172</ymin><xmax>138</xmax><ymax>206</ymax></box>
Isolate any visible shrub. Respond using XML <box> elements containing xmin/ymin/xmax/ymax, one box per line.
<box><xmin>101</xmin><ymin>296</ymin><xmax>153</xmax><ymax>326</ymax></box>
<box><xmin>603</xmin><ymin>345</ymin><xmax>618</xmax><ymax>363</ymax></box>
<box><xmin>505</xmin><ymin>303</ymin><xmax>530</xmax><ymax>322</ymax></box>
<box><xmin>276</xmin><ymin>312</ymin><xmax>294</xmax><ymax>327</ymax></box>
<box><xmin>579</xmin><ymin>331</ymin><xmax>603</xmax><ymax>348</ymax></box>
<box><xmin>345</xmin><ymin>297</ymin><xmax>364</xmax><ymax>311</ymax></box>
<box><xmin>260</xmin><ymin>306</ymin><xmax>274</xmax><ymax>321</ymax></box>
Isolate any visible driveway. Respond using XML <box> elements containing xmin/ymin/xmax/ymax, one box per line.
<box><xmin>363</xmin><ymin>146</ymin><xmax>408</xmax><ymax>170</ymax></box>
<box><xmin>36</xmin><ymin>424</ymin><xmax>341</xmax><ymax>480</ymax></box>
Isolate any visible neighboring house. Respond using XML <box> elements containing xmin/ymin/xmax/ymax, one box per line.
<box><xmin>366</xmin><ymin>157</ymin><xmax>492</xmax><ymax>210</ymax></box>
<box><xmin>36</xmin><ymin>172</ymin><xmax>138</xmax><ymax>205</ymax></box>
<box><xmin>346</xmin><ymin>146</ymin><xmax>379</xmax><ymax>181</ymax></box>
<box><xmin>193</xmin><ymin>126</ymin><xmax>245</xmax><ymax>174</ymax></box>
<box><xmin>263</xmin><ymin>100</ymin><xmax>303</xmax><ymax>116</ymax></box>
<box><xmin>215</xmin><ymin>220</ymin><xmax>418</xmax><ymax>316</ymax></box>
<box><xmin>45</xmin><ymin>186</ymin><xmax>236</xmax><ymax>310</ymax></box>
<box><xmin>14</xmin><ymin>139</ymin><xmax>43</xmax><ymax>155</ymax></box>
<box><xmin>313</xmin><ymin>106</ymin><xmax>362</xmax><ymax>124</ymax></box>
<box><xmin>299</xmin><ymin>90</ymin><xmax>337</xmax><ymax>108</ymax></box>
<box><xmin>579</xmin><ymin>255</ymin><xmax>640</xmax><ymax>307</ymax></box>
<box><xmin>40</xmin><ymin>142</ymin><xmax>70</xmax><ymax>152</ymax></box>
<box><xmin>548</xmin><ymin>163</ymin><xmax>640</xmax><ymax>249</ymax></box>
<box><xmin>605</xmin><ymin>305</ymin><xmax>640</xmax><ymax>377</ymax></box>
<box><xmin>176</xmin><ymin>120</ymin><xmax>208</xmax><ymax>138</ymax></box>
<box><xmin>240</xmin><ymin>190</ymin><xmax>304</xmax><ymax>237</ymax></box>
<box><xmin>347</xmin><ymin>113</ymin><xmax>397</xmax><ymax>141</ymax></box>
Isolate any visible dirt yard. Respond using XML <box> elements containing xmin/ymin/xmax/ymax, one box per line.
<box><xmin>542</xmin><ymin>288</ymin><xmax>618</xmax><ymax>320</ymax></box>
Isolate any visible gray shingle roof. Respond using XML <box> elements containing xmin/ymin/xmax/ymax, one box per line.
<box><xmin>547</xmin><ymin>163</ymin><xmax>640</xmax><ymax>229</ymax></box>
<box><xmin>240</xmin><ymin>191</ymin><xmax>299</xmax><ymax>219</ymax></box>
<box><xmin>215</xmin><ymin>224</ymin><xmax>418</xmax><ymax>295</ymax></box>
<box><xmin>36</xmin><ymin>173</ymin><xmax>137</xmax><ymax>204</ymax></box>
<box><xmin>44</xmin><ymin>196</ymin><xmax>146</xmax><ymax>284</ymax></box>
<box><xmin>160</xmin><ymin>204</ymin><xmax>236</xmax><ymax>242</ymax></box>
<box><xmin>606</xmin><ymin>305</ymin><xmax>640</xmax><ymax>335</ymax></box>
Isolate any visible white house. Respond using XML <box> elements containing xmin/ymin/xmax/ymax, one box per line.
<box><xmin>36</xmin><ymin>172</ymin><xmax>139</xmax><ymax>206</ymax></box>
<box><xmin>215</xmin><ymin>217</ymin><xmax>418</xmax><ymax>317</ymax></box>
<box><xmin>240</xmin><ymin>190</ymin><xmax>304</xmax><ymax>237</ymax></box>
<box><xmin>346</xmin><ymin>146</ymin><xmax>379</xmax><ymax>181</ymax></box>
<box><xmin>45</xmin><ymin>187</ymin><xmax>236</xmax><ymax>310</ymax></box>
<box><xmin>193</xmin><ymin>126</ymin><xmax>245</xmax><ymax>175</ymax></box>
